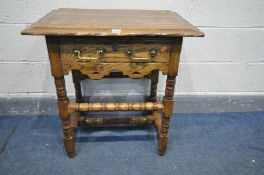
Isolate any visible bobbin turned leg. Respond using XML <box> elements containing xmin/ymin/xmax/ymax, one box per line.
<box><xmin>54</xmin><ymin>77</ymin><xmax>75</xmax><ymax>157</ymax></box>
<box><xmin>158</xmin><ymin>75</ymin><xmax>176</xmax><ymax>155</ymax></box>
<box><xmin>71</xmin><ymin>70</ymin><xmax>83</xmax><ymax>129</ymax></box>
<box><xmin>72</xmin><ymin>70</ymin><xmax>83</xmax><ymax>103</ymax></box>
<box><xmin>149</xmin><ymin>70</ymin><xmax>159</xmax><ymax>102</ymax></box>
<box><xmin>158</xmin><ymin>37</ymin><xmax>182</xmax><ymax>156</ymax></box>
<box><xmin>46</xmin><ymin>36</ymin><xmax>75</xmax><ymax>158</ymax></box>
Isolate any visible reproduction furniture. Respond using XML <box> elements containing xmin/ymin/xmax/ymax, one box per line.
<box><xmin>21</xmin><ymin>8</ymin><xmax>204</xmax><ymax>158</ymax></box>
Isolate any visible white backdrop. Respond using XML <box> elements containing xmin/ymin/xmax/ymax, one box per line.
<box><xmin>0</xmin><ymin>0</ymin><xmax>263</xmax><ymax>97</ymax></box>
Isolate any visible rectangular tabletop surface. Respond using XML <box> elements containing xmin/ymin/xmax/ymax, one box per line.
<box><xmin>21</xmin><ymin>8</ymin><xmax>204</xmax><ymax>37</ymax></box>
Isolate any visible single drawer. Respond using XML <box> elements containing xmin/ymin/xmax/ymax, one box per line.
<box><xmin>59</xmin><ymin>37</ymin><xmax>171</xmax><ymax>63</ymax></box>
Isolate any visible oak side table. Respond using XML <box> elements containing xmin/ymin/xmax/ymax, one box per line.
<box><xmin>21</xmin><ymin>8</ymin><xmax>204</xmax><ymax>158</ymax></box>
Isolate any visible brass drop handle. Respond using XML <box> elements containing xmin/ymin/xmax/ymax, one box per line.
<box><xmin>125</xmin><ymin>49</ymin><xmax>148</xmax><ymax>61</ymax></box>
<box><xmin>126</xmin><ymin>48</ymin><xmax>159</xmax><ymax>62</ymax></box>
<box><xmin>149</xmin><ymin>48</ymin><xmax>158</xmax><ymax>58</ymax></box>
<box><xmin>73</xmin><ymin>49</ymin><xmax>98</xmax><ymax>62</ymax></box>
<box><xmin>97</xmin><ymin>48</ymin><xmax>106</xmax><ymax>57</ymax></box>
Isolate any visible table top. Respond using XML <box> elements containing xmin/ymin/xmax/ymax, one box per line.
<box><xmin>21</xmin><ymin>8</ymin><xmax>204</xmax><ymax>37</ymax></box>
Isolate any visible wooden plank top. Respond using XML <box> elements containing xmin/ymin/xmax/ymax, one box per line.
<box><xmin>21</xmin><ymin>8</ymin><xmax>204</xmax><ymax>37</ymax></box>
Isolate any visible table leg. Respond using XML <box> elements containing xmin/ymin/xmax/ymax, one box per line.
<box><xmin>158</xmin><ymin>38</ymin><xmax>182</xmax><ymax>155</ymax></box>
<box><xmin>54</xmin><ymin>76</ymin><xmax>75</xmax><ymax>157</ymax></box>
<box><xmin>46</xmin><ymin>36</ymin><xmax>75</xmax><ymax>158</ymax></box>
<box><xmin>72</xmin><ymin>70</ymin><xmax>83</xmax><ymax>103</ymax></box>
<box><xmin>71</xmin><ymin>70</ymin><xmax>83</xmax><ymax>129</ymax></box>
<box><xmin>158</xmin><ymin>75</ymin><xmax>176</xmax><ymax>155</ymax></box>
<box><xmin>149</xmin><ymin>70</ymin><xmax>159</xmax><ymax>102</ymax></box>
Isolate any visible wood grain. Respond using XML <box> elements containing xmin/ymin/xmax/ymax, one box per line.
<box><xmin>21</xmin><ymin>8</ymin><xmax>204</xmax><ymax>37</ymax></box>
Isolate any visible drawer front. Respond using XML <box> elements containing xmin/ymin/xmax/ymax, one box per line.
<box><xmin>59</xmin><ymin>38</ymin><xmax>171</xmax><ymax>63</ymax></box>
